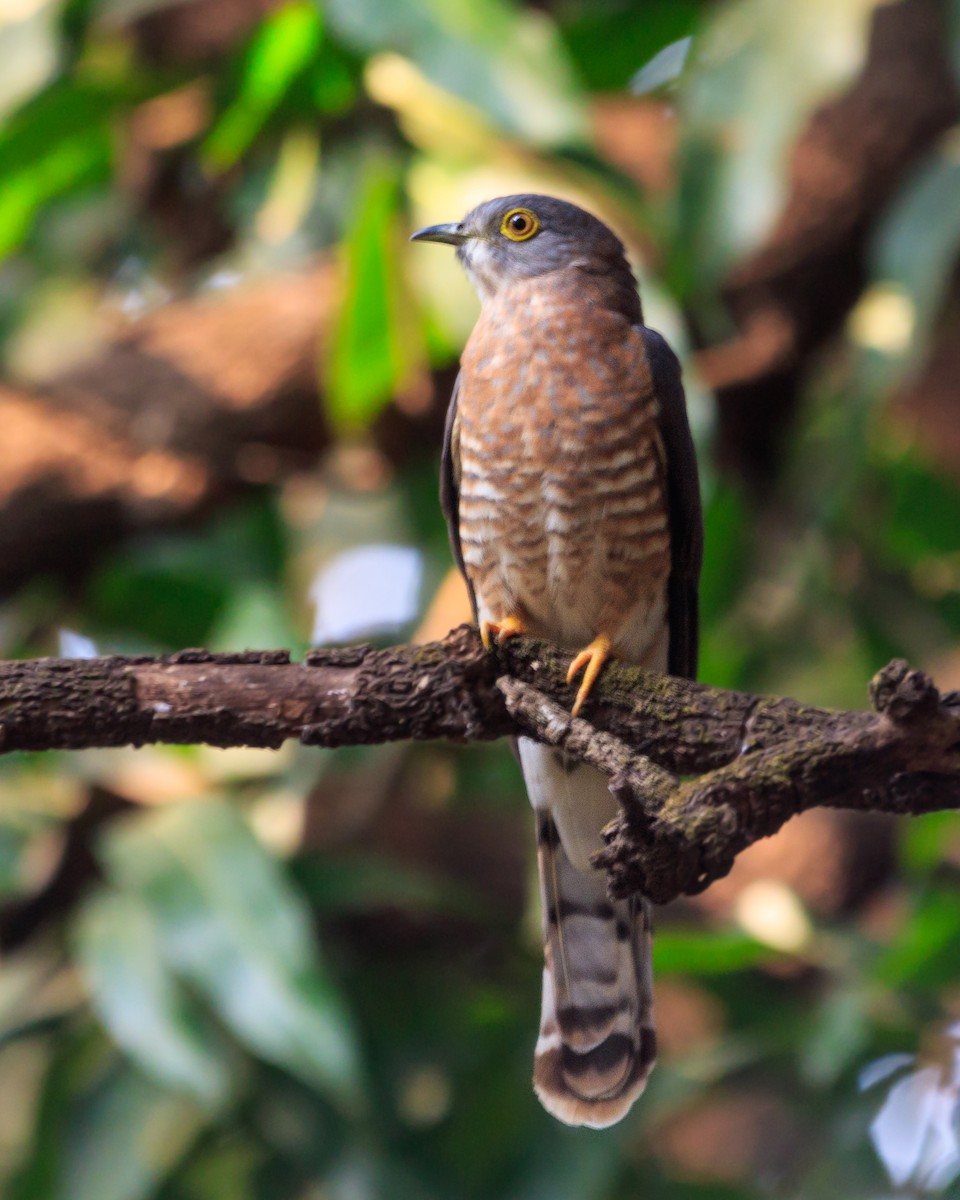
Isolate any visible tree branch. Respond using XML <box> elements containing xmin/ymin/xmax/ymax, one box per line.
<box><xmin>2</xmin><ymin>626</ymin><xmax>958</xmax><ymax>904</ymax></box>
<box><xmin>498</xmin><ymin>669</ymin><xmax>960</xmax><ymax>903</ymax></box>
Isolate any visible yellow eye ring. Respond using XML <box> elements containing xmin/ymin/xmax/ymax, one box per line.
<box><xmin>500</xmin><ymin>207</ymin><xmax>539</xmax><ymax>241</ymax></box>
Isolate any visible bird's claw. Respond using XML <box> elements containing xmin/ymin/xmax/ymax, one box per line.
<box><xmin>480</xmin><ymin>616</ymin><xmax>527</xmax><ymax>651</ymax></box>
<box><xmin>566</xmin><ymin>635</ymin><xmax>612</xmax><ymax>717</ymax></box>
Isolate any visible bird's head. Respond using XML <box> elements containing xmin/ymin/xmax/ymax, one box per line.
<box><xmin>410</xmin><ymin>194</ymin><xmax>634</xmax><ymax>307</ymax></box>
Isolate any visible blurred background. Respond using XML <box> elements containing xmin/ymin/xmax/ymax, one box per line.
<box><xmin>1</xmin><ymin>0</ymin><xmax>960</xmax><ymax>1196</ymax></box>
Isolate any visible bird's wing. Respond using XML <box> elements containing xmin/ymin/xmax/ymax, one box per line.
<box><xmin>439</xmin><ymin>371</ymin><xmax>478</xmax><ymax>620</ymax></box>
<box><xmin>641</xmin><ymin>327</ymin><xmax>703</xmax><ymax>680</ymax></box>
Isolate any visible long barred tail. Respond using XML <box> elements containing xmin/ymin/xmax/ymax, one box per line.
<box><xmin>520</xmin><ymin>740</ymin><xmax>656</xmax><ymax>1129</ymax></box>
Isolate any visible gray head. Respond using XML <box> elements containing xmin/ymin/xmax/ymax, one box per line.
<box><xmin>410</xmin><ymin>194</ymin><xmax>638</xmax><ymax>316</ymax></box>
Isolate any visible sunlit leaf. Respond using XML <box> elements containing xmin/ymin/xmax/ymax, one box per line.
<box><xmin>558</xmin><ymin>0</ymin><xmax>700</xmax><ymax>92</ymax></box>
<box><xmin>325</xmin><ymin>0</ymin><xmax>586</xmax><ymax>145</ymax></box>
<box><xmin>209</xmin><ymin>581</ymin><xmax>300</xmax><ymax>653</ymax></box>
<box><xmin>326</xmin><ymin>159</ymin><xmax>425</xmax><ymax>433</ymax></box>
<box><xmin>655</xmin><ymin>929</ymin><xmax>773</xmax><ymax>975</ymax></box>
<box><xmin>901</xmin><ymin>811</ymin><xmax>960</xmax><ymax>874</ymax></box>
<box><xmin>679</xmin><ymin>0</ymin><xmax>880</xmax><ymax>279</ymax></box>
<box><xmin>202</xmin><ymin>2</ymin><xmax>326</xmax><ymax>171</ymax></box>
<box><xmin>800</xmin><ymin>987</ymin><xmax>870</xmax><ymax>1085</ymax></box>
<box><xmin>0</xmin><ymin>0</ymin><xmax>58</xmax><ymax>121</ymax></box>
<box><xmin>0</xmin><ymin>80</ymin><xmax>124</xmax><ymax>262</ymax></box>
<box><xmin>253</xmin><ymin>127</ymin><xmax>321</xmax><ymax>245</ymax></box>
<box><xmin>75</xmin><ymin>890</ymin><xmax>233</xmax><ymax>1108</ymax></box>
<box><xmin>630</xmin><ymin>36</ymin><xmax>693</xmax><ymax>95</ymax></box>
<box><xmin>101</xmin><ymin>801</ymin><xmax>363</xmax><ymax>1109</ymax></box>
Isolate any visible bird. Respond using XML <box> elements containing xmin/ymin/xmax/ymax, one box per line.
<box><xmin>411</xmin><ymin>194</ymin><xmax>702</xmax><ymax>1128</ymax></box>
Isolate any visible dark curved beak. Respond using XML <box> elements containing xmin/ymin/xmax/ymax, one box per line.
<box><xmin>409</xmin><ymin>222</ymin><xmax>467</xmax><ymax>246</ymax></box>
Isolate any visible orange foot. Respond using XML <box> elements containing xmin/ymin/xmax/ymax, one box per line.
<box><xmin>566</xmin><ymin>634</ymin><xmax>612</xmax><ymax>717</ymax></box>
<box><xmin>480</xmin><ymin>615</ymin><xmax>527</xmax><ymax>651</ymax></box>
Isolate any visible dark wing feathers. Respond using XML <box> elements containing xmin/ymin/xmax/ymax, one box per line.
<box><xmin>439</xmin><ymin>372</ymin><xmax>478</xmax><ymax>619</ymax></box>
<box><xmin>641</xmin><ymin>327</ymin><xmax>703</xmax><ymax>681</ymax></box>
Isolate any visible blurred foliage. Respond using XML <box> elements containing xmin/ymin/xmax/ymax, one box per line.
<box><xmin>1</xmin><ymin>0</ymin><xmax>960</xmax><ymax>1198</ymax></box>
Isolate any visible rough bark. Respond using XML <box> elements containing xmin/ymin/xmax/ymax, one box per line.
<box><xmin>499</xmin><ymin>667</ymin><xmax>960</xmax><ymax>904</ymax></box>
<box><xmin>1</xmin><ymin>626</ymin><xmax>958</xmax><ymax>905</ymax></box>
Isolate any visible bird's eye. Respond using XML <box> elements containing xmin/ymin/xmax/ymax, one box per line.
<box><xmin>500</xmin><ymin>207</ymin><xmax>539</xmax><ymax>242</ymax></box>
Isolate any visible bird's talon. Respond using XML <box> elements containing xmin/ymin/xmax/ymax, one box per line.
<box><xmin>496</xmin><ymin>616</ymin><xmax>526</xmax><ymax>644</ymax></box>
<box><xmin>566</xmin><ymin>635</ymin><xmax>612</xmax><ymax>717</ymax></box>
<box><xmin>481</xmin><ymin>616</ymin><xmax>526</xmax><ymax>650</ymax></box>
<box><xmin>565</xmin><ymin>650</ymin><xmax>591</xmax><ymax>686</ymax></box>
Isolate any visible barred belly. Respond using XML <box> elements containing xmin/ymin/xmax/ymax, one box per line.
<box><xmin>457</xmin><ymin>395</ymin><xmax>671</xmax><ymax>657</ymax></box>
<box><xmin>455</xmin><ymin>275</ymin><xmax>672</xmax><ymax>659</ymax></box>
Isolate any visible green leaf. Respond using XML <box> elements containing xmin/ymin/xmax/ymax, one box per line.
<box><xmin>696</xmin><ymin>481</ymin><xmax>756</xmax><ymax>687</ymax></box>
<box><xmin>87</xmin><ymin>558</ymin><xmax>227</xmax><ymax>649</ymax></box>
<box><xmin>208</xmin><ymin>582</ymin><xmax>300</xmax><ymax>654</ymax></box>
<box><xmin>872</xmin><ymin>885</ymin><xmax>960</xmax><ymax>991</ymax></box>
<box><xmin>646</xmin><ymin>1182</ymin><xmax>758</xmax><ymax>1200</ymax></box>
<box><xmin>559</xmin><ymin>0</ymin><xmax>700</xmax><ymax>92</ymax></box>
<box><xmin>872</xmin><ymin>444</ymin><xmax>960</xmax><ymax>567</ymax></box>
<box><xmin>169</xmin><ymin>1137</ymin><xmax>260</xmax><ymax>1200</ymax></box>
<box><xmin>8</xmin><ymin>1033</ymin><xmax>206</xmax><ymax>1200</ymax></box>
<box><xmin>324</xmin><ymin>0</ymin><xmax>586</xmax><ymax>145</ymax></box>
<box><xmin>202</xmin><ymin>2</ymin><xmax>325</xmax><ymax>171</ymax></box>
<box><xmin>698</xmin><ymin>482</ymin><xmax>752</xmax><ymax>620</ymax></box>
<box><xmin>292</xmin><ymin>853</ymin><xmax>481</xmax><ymax>917</ymax></box>
<box><xmin>6</xmin><ymin>1028</ymin><xmax>83</xmax><ymax>1200</ymax></box>
<box><xmin>59</xmin><ymin>1067</ymin><xmax>204</xmax><ymax>1200</ymax></box>
<box><xmin>0</xmin><ymin>820</ymin><xmax>27</xmax><ymax>897</ymax></box>
<box><xmin>0</xmin><ymin>79</ymin><xmax>121</xmax><ymax>261</ymax></box>
<box><xmin>799</xmin><ymin>987</ymin><xmax>870</xmax><ymax>1085</ymax></box>
<box><xmin>679</xmin><ymin>0</ymin><xmax>878</xmax><ymax>279</ymax></box>
<box><xmin>0</xmin><ymin>0</ymin><xmax>58</xmax><ymax>121</ymax></box>
<box><xmin>630</xmin><ymin>36</ymin><xmax>693</xmax><ymax>95</ymax></box>
<box><xmin>74</xmin><ymin>890</ymin><xmax>233</xmax><ymax>1108</ymax></box>
<box><xmin>101</xmin><ymin>801</ymin><xmax>362</xmax><ymax>1110</ymax></box>
<box><xmin>654</xmin><ymin>929</ymin><xmax>774</xmax><ymax>975</ymax></box>
<box><xmin>326</xmin><ymin>159</ymin><xmax>423</xmax><ymax>433</ymax></box>
<box><xmin>901</xmin><ymin>811</ymin><xmax>960</xmax><ymax>873</ymax></box>
<box><xmin>86</xmin><ymin>497</ymin><xmax>287</xmax><ymax>649</ymax></box>
<box><xmin>502</xmin><ymin>1123</ymin><xmax>624</xmax><ymax>1200</ymax></box>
